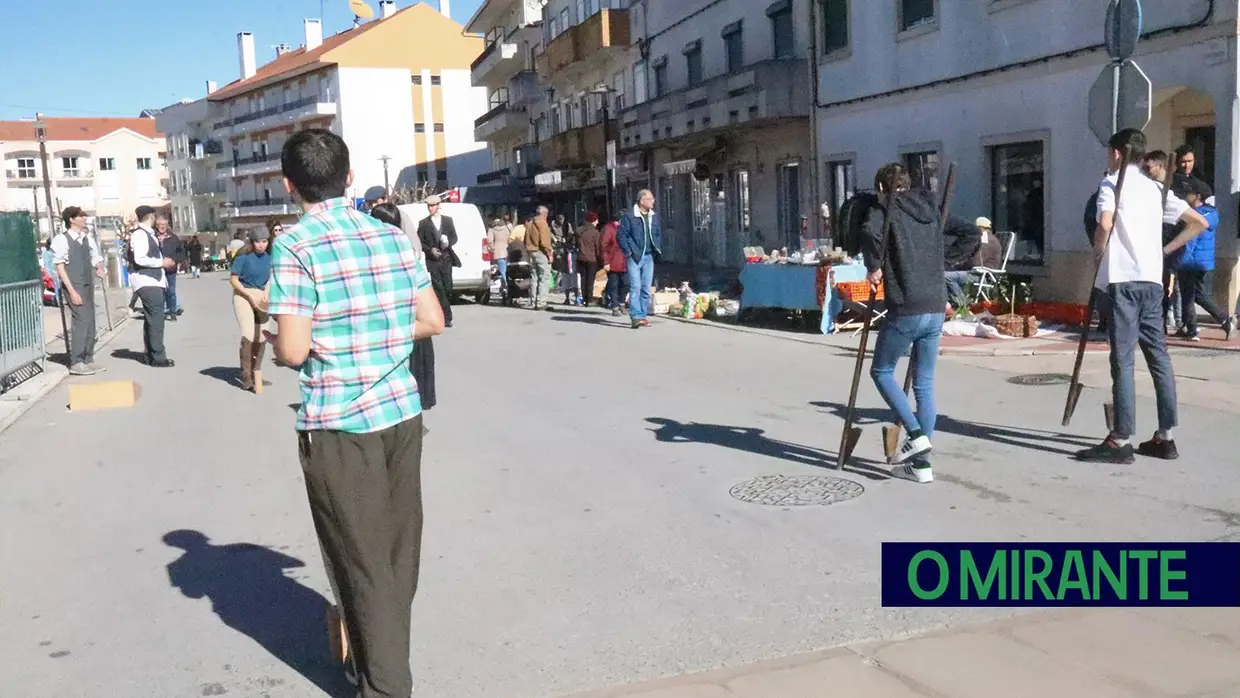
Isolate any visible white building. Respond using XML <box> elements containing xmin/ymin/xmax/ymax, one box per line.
<box><xmin>202</xmin><ymin>1</ymin><xmax>489</xmax><ymax>238</ymax></box>
<box><xmin>0</xmin><ymin>117</ymin><xmax>168</xmax><ymax>238</ymax></box>
<box><xmin>619</xmin><ymin>0</ymin><xmax>815</xmax><ymax>271</ymax></box>
<box><xmin>156</xmin><ymin>95</ymin><xmax>229</xmax><ymax>242</ymax></box>
<box><xmin>465</xmin><ymin>0</ymin><xmax>544</xmax><ymax>206</ymax></box>
<box><xmin>814</xmin><ymin>0</ymin><xmax>1238</xmax><ymax>305</ymax></box>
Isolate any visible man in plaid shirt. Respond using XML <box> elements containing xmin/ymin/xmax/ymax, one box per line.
<box><xmin>266</xmin><ymin>129</ymin><xmax>444</xmax><ymax>697</ymax></box>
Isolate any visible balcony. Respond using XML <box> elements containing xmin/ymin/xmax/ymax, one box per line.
<box><xmin>536</xmin><ymin>9</ymin><xmax>630</xmax><ymax>85</ymax></box>
<box><xmin>5</xmin><ymin>170</ymin><xmax>40</xmax><ymax>185</ymax></box>
<box><xmin>476</xmin><ymin>167</ymin><xmax>510</xmax><ymax>185</ymax></box>
<box><xmin>474</xmin><ymin>102</ymin><xmax>528</xmax><ymax>142</ymax></box>
<box><xmin>58</xmin><ymin>170</ymin><xmax>94</xmax><ymax>183</ymax></box>
<box><xmin>471</xmin><ymin>40</ymin><xmax>519</xmax><ymax>88</ymax></box>
<box><xmin>194</xmin><ymin>183</ymin><xmax>229</xmax><ymax>198</ymax></box>
<box><xmin>508</xmin><ymin>70</ymin><xmax>539</xmax><ymax>108</ymax></box>
<box><xmin>540</xmin><ymin>122</ymin><xmax>607</xmax><ymax>171</ymax></box>
<box><xmin>618</xmin><ymin>59</ymin><xmax>810</xmax><ymax>151</ymax></box>
<box><xmin>216</xmin><ymin>151</ymin><xmax>282</xmax><ymax>179</ymax></box>
<box><xmin>226</xmin><ymin>198</ymin><xmax>298</xmax><ymax>218</ymax></box>
<box><xmin>212</xmin><ymin>96</ymin><xmax>338</xmax><ymax>136</ymax></box>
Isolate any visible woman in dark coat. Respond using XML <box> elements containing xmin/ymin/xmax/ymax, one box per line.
<box><xmin>370</xmin><ymin>203</ymin><xmax>437</xmax><ymax>415</ymax></box>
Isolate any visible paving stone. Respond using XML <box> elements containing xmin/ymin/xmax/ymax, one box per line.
<box><xmin>1135</xmin><ymin>608</ymin><xmax>1240</xmax><ymax>648</ymax></box>
<box><xmin>619</xmin><ymin>683</ymin><xmax>734</xmax><ymax>698</ymax></box>
<box><xmin>867</xmin><ymin>631</ymin><xmax>1135</xmax><ymax>698</ymax></box>
<box><xmin>1009</xmin><ymin>609</ymin><xmax>1240</xmax><ymax>695</ymax></box>
<box><xmin>726</xmin><ymin>654</ymin><xmax>929</xmax><ymax>698</ymax></box>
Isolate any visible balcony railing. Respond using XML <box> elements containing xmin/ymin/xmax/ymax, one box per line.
<box><xmin>540</xmin><ymin>122</ymin><xmax>607</xmax><ymax>171</ymax></box>
<box><xmin>5</xmin><ymin>170</ymin><xmax>38</xmax><ymax>180</ymax></box>
<box><xmin>212</xmin><ymin>95</ymin><xmax>336</xmax><ymax>132</ymax></box>
<box><xmin>475</xmin><ymin>102</ymin><xmax>509</xmax><ymax>129</ymax></box>
<box><xmin>471</xmin><ymin>41</ymin><xmax>498</xmax><ymax>71</ymax></box>
<box><xmin>59</xmin><ymin>170</ymin><xmax>94</xmax><ymax>181</ymax></box>
<box><xmin>476</xmin><ymin>167</ymin><xmax>510</xmax><ymax>184</ymax></box>
<box><xmin>537</xmin><ymin>9</ymin><xmax>630</xmax><ymax>79</ymax></box>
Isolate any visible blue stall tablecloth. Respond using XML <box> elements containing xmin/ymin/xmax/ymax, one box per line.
<box><xmin>739</xmin><ymin>264</ymin><xmax>821</xmax><ymax>311</ymax></box>
<box><xmin>822</xmin><ymin>263</ymin><xmax>868</xmax><ymax>333</ymax></box>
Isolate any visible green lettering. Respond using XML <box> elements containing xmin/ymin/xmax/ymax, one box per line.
<box><xmin>961</xmin><ymin>550</ymin><xmax>1006</xmax><ymax>600</ymax></box>
<box><xmin>1023</xmin><ymin>550</ymin><xmax>1054</xmax><ymax>600</ymax></box>
<box><xmin>1129</xmin><ymin>550</ymin><xmax>1157</xmax><ymax>600</ymax></box>
<box><xmin>1159</xmin><ymin>550</ymin><xmax>1189</xmax><ymax>601</ymax></box>
<box><xmin>1092</xmin><ymin>550</ymin><xmax>1126</xmax><ymax>600</ymax></box>
<box><xmin>1010</xmin><ymin>548</ymin><xmax>1020</xmax><ymax>599</ymax></box>
<box><xmin>1057</xmin><ymin>550</ymin><xmax>1090</xmax><ymax>600</ymax></box>
<box><xmin>908</xmin><ymin>551</ymin><xmax>949</xmax><ymax>600</ymax></box>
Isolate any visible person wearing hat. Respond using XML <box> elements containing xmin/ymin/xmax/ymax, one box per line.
<box><xmin>971</xmin><ymin>217</ymin><xmax>1003</xmax><ymax>270</ymax></box>
<box><xmin>50</xmin><ymin>206</ymin><xmax>106</xmax><ymax>375</ymax></box>
<box><xmin>941</xmin><ymin>212</ymin><xmax>983</xmax><ymax>311</ymax></box>
<box><xmin>415</xmin><ymin>194</ymin><xmax>460</xmax><ymax>327</ymax></box>
<box><xmin>576</xmin><ymin>212</ymin><xmax>604</xmax><ymax>306</ymax></box>
<box><xmin>127</xmin><ymin>205</ymin><xmax>176</xmax><ymax>367</ymax></box>
<box><xmin>229</xmin><ymin>227</ymin><xmax>274</xmax><ymax>392</ymax></box>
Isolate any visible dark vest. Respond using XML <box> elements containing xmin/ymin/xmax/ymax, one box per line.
<box><xmin>132</xmin><ymin>228</ymin><xmax>164</xmax><ymax>281</ymax></box>
<box><xmin>61</xmin><ymin>231</ymin><xmax>94</xmax><ymax>289</ymax></box>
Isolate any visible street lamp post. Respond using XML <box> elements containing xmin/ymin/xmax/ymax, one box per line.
<box><xmin>591</xmin><ymin>85</ymin><xmax>616</xmax><ymax>219</ymax></box>
<box><xmin>379</xmin><ymin>155</ymin><xmax>391</xmax><ymax>197</ymax></box>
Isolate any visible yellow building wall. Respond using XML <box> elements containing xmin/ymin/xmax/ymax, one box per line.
<box><xmin>324</xmin><ymin>4</ymin><xmax>482</xmax><ymax>72</ymax></box>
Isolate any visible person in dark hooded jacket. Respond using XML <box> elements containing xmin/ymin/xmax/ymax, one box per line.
<box><xmin>860</xmin><ymin>163</ymin><xmax>960</xmax><ymax>483</ymax></box>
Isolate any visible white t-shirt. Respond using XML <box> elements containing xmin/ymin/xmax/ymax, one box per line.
<box><xmin>1094</xmin><ymin>166</ymin><xmax>1189</xmax><ymax>289</ymax></box>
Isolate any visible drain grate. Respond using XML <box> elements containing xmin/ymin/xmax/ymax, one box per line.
<box><xmin>730</xmin><ymin>474</ymin><xmax>864</xmax><ymax>507</ymax></box>
<box><xmin>1007</xmin><ymin>373</ymin><xmax>1072</xmax><ymax>386</ymax></box>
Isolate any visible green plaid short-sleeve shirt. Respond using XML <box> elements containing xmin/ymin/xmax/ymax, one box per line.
<box><xmin>268</xmin><ymin>197</ymin><xmax>432</xmax><ymax>434</ymax></box>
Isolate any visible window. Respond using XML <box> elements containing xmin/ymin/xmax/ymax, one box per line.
<box><xmin>902</xmin><ymin>150</ymin><xmax>939</xmax><ymax>192</ymax></box>
<box><xmin>559</xmin><ymin>8</ymin><xmax>569</xmax><ymax>32</ymax></box>
<box><xmin>768</xmin><ymin>2</ymin><xmax>794</xmax><ymax>58</ymax></box>
<box><xmin>824</xmin><ymin>159</ymin><xmax>855</xmax><ymax>247</ymax></box>
<box><xmin>632</xmin><ymin>60</ymin><xmax>647</xmax><ymax>104</ymax></box>
<box><xmin>16</xmin><ymin>157</ymin><xmax>35</xmax><ymax>178</ymax></box>
<box><xmin>731</xmin><ymin>168</ymin><xmax>751</xmax><ymax>255</ymax></box>
<box><xmin>989</xmin><ymin>141</ymin><xmax>1045</xmax><ymax>264</ymax></box>
<box><xmin>436</xmin><ymin>169</ymin><xmax>449</xmax><ymax>183</ymax></box>
<box><xmin>98</xmin><ymin>157</ymin><xmax>115</xmax><ymax>171</ymax></box>
<box><xmin>548</xmin><ymin>17</ymin><xmax>558</xmax><ymax>40</ymax></box>
<box><xmin>61</xmin><ymin>156</ymin><xmax>80</xmax><ymax>177</ymax></box>
<box><xmin>551</xmin><ymin>107</ymin><xmax>561</xmax><ymax>134</ymax></box>
<box><xmin>653</xmin><ymin>59</ymin><xmax>668</xmax><ymax>98</ymax></box>
<box><xmin>433</xmin><ymin>123</ymin><xmax>444</xmax><ymax>132</ymax></box>
<box><xmin>415</xmin><ymin>123</ymin><xmax>426</xmax><ymax>133</ymax></box>
<box><xmin>820</xmin><ymin>0</ymin><xmax>849</xmax><ymax>54</ymax></box>
<box><xmin>899</xmin><ymin>0</ymin><xmax>935</xmax><ymax>31</ymax></box>
<box><xmin>723</xmin><ymin>23</ymin><xmax>744</xmax><ymax>73</ymax></box>
<box><xmin>776</xmin><ymin>162</ymin><xmax>802</xmax><ymax>248</ymax></box>
<box><xmin>136</xmin><ymin>157</ymin><xmax>152</xmax><ymax>170</ymax></box>
<box><xmin>430</xmin><ymin>75</ymin><xmax>441</xmax><ymax>86</ymax></box>
<box><xmin>412</xmin><ymin>75</ymin><xmax>423</xmax><ymax>85</ymax></box>
<box><xmin>684</xmin><ymin>42</ymin><xmax>703</xmax><ymax>86</ymax></box>
<box><xmin>417</xmin><ymin>168</ymin><xmax>429</xmax><ymax>184</ymax></box>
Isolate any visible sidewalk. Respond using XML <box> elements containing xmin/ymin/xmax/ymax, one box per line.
<box><xmin>566</xmin><ymin>607</ymin><xmax>1240</xmax><ymax>698</ymax></box>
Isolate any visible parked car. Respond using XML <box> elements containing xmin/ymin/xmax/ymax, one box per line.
<box><xmin>397</xmin><ymin>202</ymin><xmax>492</xmax><ymax>304</ymax></box>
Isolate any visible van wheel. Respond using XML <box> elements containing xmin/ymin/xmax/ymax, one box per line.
<box><xmin>475</xmin><ymin>288</ymin><xmax>490</xmax><ymax>305</ymax></box>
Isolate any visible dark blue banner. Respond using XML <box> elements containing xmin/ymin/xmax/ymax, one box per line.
<box><xmin>881</xmin><ymin>542</ymin><xmax>1240</xmax><ymax>607</ymax></box>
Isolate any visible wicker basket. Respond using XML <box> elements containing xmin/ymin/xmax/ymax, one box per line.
<box><xmin>836</xmin><ymin>280</ymin><xmax>884</xmax><ymax>301</ymax></box>
<box><xmin>994</xmin><ymin>313</ymin><xmax>1040</xmax><ymax>338</ymax></box>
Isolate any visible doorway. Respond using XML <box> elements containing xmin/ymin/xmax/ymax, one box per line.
<box><xmin>777</xmin><ymin>162</ymin><xmax>802</xmax><ymax>249</ymax></box>
<box><xmin>1183</xmin><ymin>125</ymin><xmax>1215</xmax><ymax>191</ymax></box>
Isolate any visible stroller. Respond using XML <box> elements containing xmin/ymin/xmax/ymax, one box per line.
<box><xmin>504</xmin><ymin>247</ymin><xmax>534</xmax><ymax>307</ymax></box>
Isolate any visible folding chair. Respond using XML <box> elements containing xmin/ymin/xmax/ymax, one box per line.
<box><xmin>972</xmin><ymin>231</ymin><xmax>1015</xmax><ymax>303</ymax></box>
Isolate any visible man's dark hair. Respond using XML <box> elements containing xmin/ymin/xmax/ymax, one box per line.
<box><xmin>1174</xmin><ymin>144</ymin><xmax>1194</xmax><ymax>161</ymax></box>
<box><xmin>1143</xmin><ymin>150</ymin><xmax>1169</xmax><ymax>169</ymax></box>
<box><xmin>1108</xmin><ymin>128</ymin><xmax>1147</xmax><ymax>161</ymax></box>
<box><xmin>873</xmin><ymin>163</ymin><xmax>911</xmax><ymax>195</ymax></box>
<box><xmin>281</xmin><ymin>129</ymin><xmax>350</xmax><ymax>204</ymax></box>
<box><xmin>369</xmin><ymin>202</ymin><xmax>402</xmax><ymax>228</ymax></box>
<box><xmin>61</xmin><ymin>206</ymin><xmax>84</xmax><ymax>227</ymax></box>
<box><xmin>1191</xmin><ymin>179</ymin><xmax>1214</xmax><ymax>201</ymax></box>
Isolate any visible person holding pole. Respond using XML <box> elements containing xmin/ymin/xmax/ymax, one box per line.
<box><xmin>860</xmin><ymin>164</ymin><xmax>956</xmax><ymax>482</ymax></box>
<box><xmin>51</xmin><ymin>206</ymin><xmax>106</xmax><ymax>375</ymax></box>
<box><xmin>1075</xmin><ymin>129</ymin><xmax>1207</xmax><ymax>464</ymax></box>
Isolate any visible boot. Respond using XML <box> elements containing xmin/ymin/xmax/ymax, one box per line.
<box><xmin>252</xmin><ymin>341</ymin><xmax>267</xmax><ymax>395</ymax></box>
<box><xmin>239</xmin><ymin>338</ymin><xmax>254</xmax><ymax>391</ymax></box>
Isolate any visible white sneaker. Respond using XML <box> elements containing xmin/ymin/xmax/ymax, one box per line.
<box><xmin>890</xmin><ymin>435</ymin><xmax>932</xmax><ymax>464</ymax></box>
<box><xmin>892</xmin><ymin>463</ymin><xmax>934</xmax><ymax>483</ymax></box>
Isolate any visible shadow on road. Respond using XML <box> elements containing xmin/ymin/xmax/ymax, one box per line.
<box><xmin>550</xmin><ymin>315</ymin><xmax>628</xmax><ymax>329</ymax></box>
<box><xmin>200</xmin><ymin>366</ymin><xmax>240</xmax><ymax>387</ymax></box>
<box><xmin>109</xmin><ymin>348</ymin><xmax>147</xmax><ymax>364</ymax></box>
<box><xmin>645</xmin><ymin>417</ymin><xmax>890</xmax><ymax>481</ymax></box>
<box><xmin>809</xmin><ymin>399</ymin><xmax>1095</xmax><ymax>457</ymax></box>
<box><xmin>162</xmin><ymin>530</ymin><xmax>351</xmax><ymax>697</ymax></box>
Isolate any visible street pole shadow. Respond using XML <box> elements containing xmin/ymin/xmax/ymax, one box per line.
<box><xmin>645</xmin><ymin>417</ymin><xmax>890</xmax><ymax>481</ymax></box>
<box><xmin>162</xmin><ymin>530</ymin><xmax>352</xmax><ymax>697</ymax></box>
<box><xmin>809</xmin><ymin>400</ymin><xmax>1095</xmax><ymax>457</ymax></box>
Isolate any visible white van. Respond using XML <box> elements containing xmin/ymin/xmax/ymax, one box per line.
<box><xmin>397</xmin><ymin>202</ymin><xmax>491</xmax><ymax>303</ymax></box>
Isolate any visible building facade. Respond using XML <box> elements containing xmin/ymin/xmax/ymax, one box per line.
<box><xmin>156</xmin><ymin>97</ymin><xmax>229</xmax><ymax>244</ymax></box>
<box><xmin>204</xmin><ymin>1</ymin><xmax>489</xmax><ymax>238</ymax></box>
<box><xmin>0</xmin><ymin>117</ymin><xmax>168</xmax><ymax>238</ymax></box>
<box><xmin>814</xmin><ymin>0</ymin><xmax>1239</xmax><ymax>306</ymax></box>
<box><xmin>618</xmin><ymin>0</ymin><xmax>815</xmax><ymax>272</ymax></box>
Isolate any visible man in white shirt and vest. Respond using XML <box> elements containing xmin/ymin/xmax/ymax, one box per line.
<box><xmin>127</xmin><ymin>205</ymin><xmax>177</xmax><ymax>367</ymax></box>
<box><xmin>50</xmin><ymin>206</ymin><xmax>106</xmax><ymax>375</ymax></box>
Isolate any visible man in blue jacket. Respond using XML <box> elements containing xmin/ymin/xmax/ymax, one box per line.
<box><xmin>1175</xmin><ymin>179</ymin><xmax>1233</xmax><ymax>340</ymax></box>
<box><xmin>616</xmin><ymin>189</ymin><xmax>663</xmax><ymax>329</ymax></box>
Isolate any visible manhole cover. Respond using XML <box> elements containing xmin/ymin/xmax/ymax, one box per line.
<box><xmin>730</xmin><ymin>474</ymin><xmax>864</xmax><ymax>507</ymax></box>
<box><xmin>1007</xmin><ymin>373</ymin><xmax>1072</xmax><ymax>386</ymax></box>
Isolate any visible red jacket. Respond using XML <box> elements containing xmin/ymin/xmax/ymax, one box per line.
<box><xmin>601</xmin><ymin>222</ymin><xmax>625</xmax><ymax>270</ymax></box>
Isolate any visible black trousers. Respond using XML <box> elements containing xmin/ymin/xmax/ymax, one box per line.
<box><xmin>135</xmin><ymin>286</ymin><xmax>168</xmax><ymax>363</ymax></box>
<box><xmin>67</xmin><ymin>283</ymin><xmax>97</xmax><ymax>366</ymax></box>
<box><xmin>578</xmin><ymin>261</ymin><xmax>600</xmax><ymax>305</ymax></box>
<box><xmin>427</xmin><ymin>259</ymin><xmax>453</xmax><ymax>323</ymax></box>
<box><xmin>604</xmin><ymin>271</ymin><xmax>628</xmax><ymax>309</ymax></box>
<box><xmin>298</xmin><ymin>415</ymin><xmax>424</xmax><ymax>698</ymax></box>
<box><xmin>1177</xmin><ymin>269</ymin><xmax>1228</xmax><ymax>334</ymax></box>
<box><xmin>410</xmin><ymin>337</ymin><xmax>436</xmax><ymax>411</ymax></box>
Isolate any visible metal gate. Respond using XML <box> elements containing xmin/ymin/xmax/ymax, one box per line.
<box><xmin>0</xmin><ymin>212</ymin><xmax>46</xmax><ymax>392</ymax></box>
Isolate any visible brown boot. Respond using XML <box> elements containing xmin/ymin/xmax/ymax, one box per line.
<box><xmin>252</xmin><ymin>340</ymin><xmax>267</xmax><ymax>394</ymax></box>
<box><xmin>239</xmin><ymin>338</ymin><xmax>254</xmax><ymax>391</ymax></box>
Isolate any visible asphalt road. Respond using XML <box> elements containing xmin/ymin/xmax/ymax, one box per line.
<box><xmin>1</xmin><ymin>274</ymin><xmax>1237</xmax><ymax>697</ymax></box>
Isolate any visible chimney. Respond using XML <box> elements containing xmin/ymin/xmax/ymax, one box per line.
<box><xmin>206</xmin><ymin>80</ymin><xmax>217</xmax><ymax>95</ymax></box>
<box><xmin>439</xmin><ymin>0</ymin><xmax>451</xmax><ymax>19</ymax></box>
<box><xmin>238</xmin><ymin>32</ymin><xmax>256</xmax><ymax>79</ymax></box>
<box><xmin>304</xmin><ymin>18</ymin><xmax>323</xmax><ymax>49</ymax></box>
<box><xmin>379</xmin><ymin>0</ymin><xmax>396</xmax><ymax>18</ymax></box>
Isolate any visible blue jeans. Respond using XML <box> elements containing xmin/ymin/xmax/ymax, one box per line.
<box><xmin>870</xmin><ymin>312</ymin><xmax>944</xmax><ymax>445</ymax></box>
<box><xmin>626</xmin><ymin>254</ymin><xmax>654</xmax><ymax>319</ymax></box>
<box><xmin>944</xmin><ymin>271</ymin><xmax>975</xmax><ymax>309</ymax></box>
<box><xmin>1107</xmin><ymin>282</ymin><xmax>1177</xmax><ymax>439</ymax></box>
<box><xmin>165</xmin><ymin>271</ymin><xmax>179</xmax><ymax>313</ymax></box>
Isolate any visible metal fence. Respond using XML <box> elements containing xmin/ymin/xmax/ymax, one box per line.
<box><xmin>0</xmin><ymin>280</ymin><xmax>45</xmax><ymax>391</ymax></box>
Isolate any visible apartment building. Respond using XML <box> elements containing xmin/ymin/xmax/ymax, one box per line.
<box><xmin>814</xmin><ymin>0</ymin><xmax>1238</xmax><ymax>305</ymax></box>
<box><xmin>618</xmin><ymin>0</ymin><xmax>814</xmax><ymax>271</ymax></box>
<box><xmin>156</xmin><ymin>96</ymin><xmax>229</xmax><ymax>242</ymax></box>
<box><xmin>533</xmin><ymin>0</ymin><xmax>636</xmax><ymax>222</ymax></box>
<box><xmin>0</xmin><ymin>117</ymin><xmax>168</xmax><ymax>238</ymax></box>
<box><xmin>465</xmin><ymin>0</ymin><xmax>544</xmax><ymax>205</ymax></box>
<box><xmin>206</xmin><ymin>1</ymin><xmax>489</xmax><ymax>238</ymax></box>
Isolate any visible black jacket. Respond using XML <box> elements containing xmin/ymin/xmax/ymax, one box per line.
<box><xmin>860</xmin><ymin>189</ymin><xmax>948</xmax><ymax>317</ymax></box>
<box><xmin>160</xmin><ymin>234</ymin><xmax>185</xmax><ymax>266</ymax></box>
<box><xmin>943</xmin><ymin>217</ymin><xmax>982</xmax><ymax>271</ymax></box>
<box><xmin>416</xmin><ymin>215</ymin><xmax>461</xmax><ymax>267</ymax></box>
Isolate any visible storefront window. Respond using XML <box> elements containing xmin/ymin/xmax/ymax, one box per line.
<box><xmin>903</xmin><ymin>150</ymin><xmax>939</xmax><ymax>192</ymax></box>
<box><xmin>989</xmin><ymin>141</ymin><xmax>1045</xmax><ymax>264</ymax></box>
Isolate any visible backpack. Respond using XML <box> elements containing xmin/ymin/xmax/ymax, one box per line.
<box><xmin>837</xmin><ymin>190</ymin><xmax>880</xmax><ymax>256</ymax></box>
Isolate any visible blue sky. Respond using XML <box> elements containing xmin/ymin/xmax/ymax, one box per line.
<box><xmin>0</xmin><ymin>0</ymin><xmax>483</xmax><ymax>121</ymax></box>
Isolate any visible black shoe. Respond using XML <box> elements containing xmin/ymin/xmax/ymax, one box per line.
<box><xmin>1137</xmin><ymin>435</ymin><xmax>1179</xmax><ymax>460</ymax></box>
<box><xmin>175</xmin><ymin>308</ymin><xmax>184</xmax><ymax>316</ymax></box>
<box><xmin>150</xmin><ymin>358</ymin><xmax>176</xmax><ymax>368</ymax></box>
<box><xmin>1074</xmin><ymin>438</ymin><xmax>1135</xmax><ymax>464</ymax></box>
<box><xmin>1225</xmin><ymin>317</ymin><xmax>1234</xmax><ymax>341</ymax></box>
<box><xmin>165</xmin><ymin>313</ymin><xmax>178</xmax><ymax>322</ymax></box>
